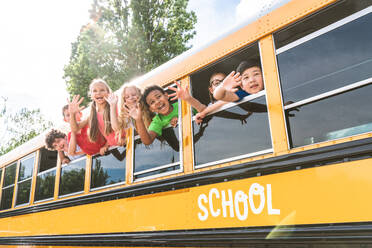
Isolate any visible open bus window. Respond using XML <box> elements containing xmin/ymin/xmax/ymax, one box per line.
<box><xmin>190</xmin><ymin>42</ymin><xmax>272</xmax><ymax>168</ymax></box>
<box><xmin>59</xmin><ymin>156</ymin><xmax>86</xmax><ymax>197</ymax></box>
<box><xmin>0</xmin><ymin>162</ymin><xmax>17</xmax><ymax>210</ymax></box>
<box><xmin>193</xmin><ymin>95</ymin><xmax>272</xmax><ymax>167</ymax></box>
<box><xmin>274</xmin><ymin>2</ymin><xmax>372</xmax><ymax>147</ymax></box>
<box><xmin>15</xmin><ymin>153</ymin><xmax>35</xmax><ymax>206</ymax></box>
<box><xmin>133</xmin><ymin>86</ymin><xmax>182</xmax><ymax>181</ymax></box>
<box><xmin>34</xmin><ymin>148</ymin><xmax>57</xmax><ymax>202</ymax></box>
<box><xmin>91</xmin><ymin>146</ymin><xmax>126</xmax><ymax>190</ymax></box>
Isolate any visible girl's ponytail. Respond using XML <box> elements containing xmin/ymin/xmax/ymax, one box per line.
<box><xmin>88</xmin><ymin>101</ymin><xmax>99</xmax><ymax>142</ymax></box>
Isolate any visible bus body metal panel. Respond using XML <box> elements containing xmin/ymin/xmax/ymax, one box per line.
<box><xmin>0</xmin><ymin>158</ymin><xmax>371</xmax><ymax>236</ymax></box>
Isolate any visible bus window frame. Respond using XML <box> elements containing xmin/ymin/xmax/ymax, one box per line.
<box><xmin>190</xmin><ymin>44</ymin><xmax>275</xmax><ymax>169</ymax></box>
<box><xmin>90</xmin><ymin>146</ymin><xmax>126</xmax><ymax>192</ymax></box>
<box><xmin>14</xmin><ymin>152</ymin><xmax>35</xmax><ymax>207</ymax></box>
<box><xmin>275</xmin><ymin>6</ymin><xmax>372</xmax><ymax>149</ymax></box>
<box><xmin>33</xmin><ymin>163</ymin><xmax>57</xmax><ymax>204</ymax></box>
<box><xmin>0</xmin><ymin>161</ymin><xmax>18</xmax><ymax>210</ymax></box>
<box><xmin>191</xmin><ymin>91</ymin><xmax>274</xmax><ymax>169</ymax></box>
<box><xmin>131</xmin><ymin>97</ymin><xmax>183</xmax><ymax>182</ymax></box>
<box><xmin>58</xmin><ymin>155</ymin><xmax>86</xmax><ymax>198</ymax></box>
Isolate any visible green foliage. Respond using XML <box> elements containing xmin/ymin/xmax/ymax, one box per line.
<box><xmin>63</xmin><ymin>0</ymin><xmax>196</xmax><ymax>105</ymax></box>
<box><xmin>0</xmin><ymin>98</ymin><xmax>54</xmax><ymax>156</ymax></box>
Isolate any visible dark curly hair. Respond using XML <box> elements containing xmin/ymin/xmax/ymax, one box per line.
<box><xmin>141</xmin><ymin>85</ymin><xmax>166</xmax><ymax>108</ymax></box>
<box><xmin>45</xmin><ymin>129</ymin><xmax>66</xmax><ymax>150</ymax></box>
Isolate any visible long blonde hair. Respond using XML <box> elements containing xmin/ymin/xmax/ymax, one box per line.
<box><xmin>88</xmin><ymin>78</ymin><xmax>113</xmax><ymax>142</ymax></box>
<box><xmin>118</xmin><ymin>85</ymin><xmax>151</xmax><ymax>134</ymax></box>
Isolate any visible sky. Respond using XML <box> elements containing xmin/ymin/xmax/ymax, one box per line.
<box><xmin>0</xmin><ymin>0</ymin><xmax>275</xmax><ymax>128</ymax></box>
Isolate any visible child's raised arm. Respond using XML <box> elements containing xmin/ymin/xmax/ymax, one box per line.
<box><xmin>168</xmin><ymin>81</ymin><xmax>206</xmax><ymax>113</ymax></box>
<box><xmin>105</xmin><ymin>93</ymin><xmax>120</xmax><ymax>132</ymax></box>
<box><xmin>58</xmin><ymin>151</ymin><xmax>70</xmax><ymax>164</ymax></box>
<box><xmin>195</xmin><ymin>100</ymin><xmax>226</xmax><ymax>124</ymax></box>
<box><xmin>213</xmin><ymin>71</ymin><xmax>241</xmax><ymax>102</ymax></box>
<box><xmin>128</xmin><ymin>103</ymin><xmax>157</xmax><ymax>145</ymax></box>
<box><xmin>68</xmin><ymin>95</ymin><xmax>88</xmax><ymax>132</ymax></box>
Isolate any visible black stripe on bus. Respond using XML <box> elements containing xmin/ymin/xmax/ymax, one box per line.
<box><xmin>1</xmin><ymin>222</ymin><xmax>372</xmax><ymax>246</ymax></box>
<box><xmin>1</xmin><ymin>137</ymin><xmax>372</xmax><ymax>219</ymax></box>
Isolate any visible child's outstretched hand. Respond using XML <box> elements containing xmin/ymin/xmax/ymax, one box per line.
<box><xmin>170</xmin><ymin>117</ymin><xmax>178</xmax><ymax>127</ymax></box>
<box><xmin>105</xmin><ymin>93</ymin><xmax>118</xmax><ymax>107</ymax></box>
<box><xmin>220</xmin><ymin>71</ymin><xmax>241</xmax><ymax>93</ymax></box>
<box><xmin>195</xmin><ymin>112</ymin><xmax>206</xmax><ymax>125</ymax></box>
<box><xmin>168</xmin><ymin>81</ymin><xmax>191</xmax><ymax>101</ymax></box>
<box><xmin>68</xmin><ymin>95</ymin><xmax>85</xmax><ymax>114</ymax></box>
<box><xmin>125</xmin><ymin>103</ymin><xmax>142</xmax><ymax>121</ymax></box>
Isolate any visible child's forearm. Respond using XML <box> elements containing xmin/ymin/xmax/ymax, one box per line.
<box><xmin>185</xmin><ymin>97</ymin><xmax>206</xmax><ymax>113</ymax></box>
<box><xmin>213</xmin><ymin>86</ymin><xmax>239</xmax><ymax>102</ymax></box>
<box><xmin>110</xmin><ymin>105</ymin><xmax>120</xmax><ymax>132</ymax></box>
<box><xmin>204</xmin><ymin>101</ymin><xmax>226</xmax><ymax>115</ymax></box>
<box><xmin>58</xmin><ymin>151</ymin><xmax>70</xmax><ymax>164</ymax></box>
<box><xmin>135</xmin><ymin>116</ymin><xmax>156</xmax><ymax>145</ymax></box>
<box><xmin>213</xmin><ymin>85</ymin><xmax>226</xmax><ymax>101</ymax></box>
<box><xmin>68</xmin><ymin>132</ymin><xmax>78</xmax><ymax>156</ymax></box>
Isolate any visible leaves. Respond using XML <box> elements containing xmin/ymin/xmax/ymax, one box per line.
<box><xmin>0</xmin><ymin>98</ymin><xmax>53</xmax><ymax>156</ymax></box>
<box><xmin>63</xmin><ymin>0</ymin><xmax>196</xmax><ymax>105</ymax></box>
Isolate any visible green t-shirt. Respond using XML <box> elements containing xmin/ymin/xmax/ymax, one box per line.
<box><xmin>149</xmin><ymin>102</ymin><xmax>179</xmax><ymax>136</ymax></box>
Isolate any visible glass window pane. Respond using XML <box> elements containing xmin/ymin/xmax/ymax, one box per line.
<box><xmin>59</xmin><ymin>158</ymin><xmax>86</xmax><ymax>196</ymax></box>
<box><xmin>34</xmin><ymin>170</ymin><xmax>56</xmax><ymax>202</ymax></box>
<box><xmin>274</xmin><ymin>0</ymin><xmax>370</xmax><ymax>49</ymax></box>
<box><xmin>286</xmin><ymin>84</ymin><xmax>372</xmax><ymax>147</ymax></box>
<box><xmin>134</xmin><ymin>126</ymin><xmax>180</xmax><ymax>179</ymax></box>
<box><xmin>3</xmin><ymin>163</ymin><xmax>17</xmax><ymax>187</ymax></box>
<box><xmin>193</xmin><ymin>96</ymin><xmax>272</xmax><ymax>166</ymax></box>
<box><xmin>18</xmin><ymin>155</ymin><xmax>34</xmax><ymax>181</ymax></box>
<box><xmin>16</xmin><ymin>179</ymin><xmax>32</xmax><ymax>206</ymax></box>
<box><xmin>91</xmin><ymin>147</ymin><xmax>126</xmax><ymax>189</ymax></box>
<box><xmin>276</xmin><ymin>13</ymin><xmax>372</xmax><ymax>103</ymax></box>
<box><xmin>38</xmin><ymin>148</ymin><xmax>57</xmax><ymax>173</ymax></box>
<box><xmin>0</xmin><ymin>186</ymin><xmax>14</xmax><ymax>210</ymax></box>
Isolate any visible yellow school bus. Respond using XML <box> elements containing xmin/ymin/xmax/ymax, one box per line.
<box><xmin>0</xmin><ymin>0</ymin><xmax>371</xmax><ymax>247</ymax></box>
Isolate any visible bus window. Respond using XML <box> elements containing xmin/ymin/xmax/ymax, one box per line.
<box><xmin>133</xmin><ymin>127</ymin><xmax>181</xmax><ymax>181</ymax></box>
<box><xmin>59</xmin><ymin>156</ymin><xmax>86</xmax><ymax>197</ymax></box>
<box><xmin>15</xmin><ymin>153</ymin><xmax>35</xmax><ymax>206</ymax></box>
<box><xmin>274</xmin><ymin>1</ymin><xmax>372</xmax><ymax>147</ymax></box>
<box><xmin>91</xmin><ymin>146</ymin><xmax>126</xmax><ymax>190</ymax></box>
<box><xmin>190</xmin><ymin>43</ymin><xmax>272</xmax><ymax>168</ymax></box>
<box><xmin>0</xmin><ymin>162</ymin><xmax>17</xmax><ymax>210</ymax></box>
<box><xmin>34</xmin><ymin>148</ymin><xmax>57</xmax><ymax>202</ymax></box>
<box><xmin>133</xmin><ymin>86</ymin><xmax>182</xmax><ymax>181</ymax></box>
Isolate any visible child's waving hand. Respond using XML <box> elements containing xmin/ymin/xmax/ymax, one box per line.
<box><xmin>105</xmin><ymin>93</ymin><xmax>118</xmax><ymax>107</ymax></box>
<box><xmin>68</xmin><ymin>95</ymin><xmax>85</xmax><ymax>114</ymax></box>
<box><xmin>168</xmin><ymin>81</ymin><xmax>192</xmax><ymax>101</ymax></box>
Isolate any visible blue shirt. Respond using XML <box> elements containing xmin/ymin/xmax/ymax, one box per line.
<box><xmin>234</xmin><ymin>89</ymin><xmax>250</xmax><ymax>102</ymax></box>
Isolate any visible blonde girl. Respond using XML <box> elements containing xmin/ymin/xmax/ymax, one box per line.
<box><xmin>117</xmin><ymin>85</ymin><xmax>151</xmax><ymax>138</ymax></box>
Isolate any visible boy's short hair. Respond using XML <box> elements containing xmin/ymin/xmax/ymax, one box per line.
<box><xmin>45</xmin><ymin>129</ymin><xmax>66</xmax><ymax>150</ymax></box>
<box><xmin>141</xmin><ymin>85</ymin><xmax>166</xmax><ymax>108</ymax></box>
<box><xmin>62</xmin><ymin>104</ymin><xmax>68</xmax><ymax>117</ymax></box>
<box><xmin>236</xmin><ymin>59</ymin><xmax>261</xmax><ymax>75</ymax></box>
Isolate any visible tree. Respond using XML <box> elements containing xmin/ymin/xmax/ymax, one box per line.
<box><xmin>0</xmin><ymin>98</ymin><xmax>53</xmax><ymax>156</ymax></box>
<box><xmin>64</xmin><ymin>0</ymin><xmax>196</xmax><ymax>104</ymax></box>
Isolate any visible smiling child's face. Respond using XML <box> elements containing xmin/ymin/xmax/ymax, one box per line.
<box><xmin>145</xmin><ymin>90</ymin><xmax>171</xmax><ymax>115</ymax></box>
<box><xmin>123</xmin><ymin>86</ymin><xmax>140</xmax><ymax>107</ymax></box>
<box><xmin>52</xmin><ymin>138</ymin><xmax>68</xmax><ymax>152</ymax></box>
<box><xmin>241</xmin><ymin>66</ymin><xmax>264</xmax><ymax>94</ymax></box>
<box><xmin>90</xmin><ymin>82</ymin><xmax>110</xmax><ymax>104</ymax></box>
